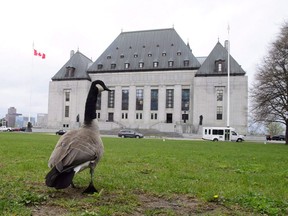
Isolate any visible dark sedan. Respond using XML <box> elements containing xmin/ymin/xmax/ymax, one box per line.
<box><xmin>56</xmin><ymin>130</ymin><xmax>66</xmax><ymax>135</ymax></box>
<box><xmin>271</xmin><ymin>135</ymin><xmax>285</xmax><ymax>141</ymax></box>
<box><xmin>118</xmin><ymin>129</ymin><xmax>144</xmax><ymax>138</ymax></box>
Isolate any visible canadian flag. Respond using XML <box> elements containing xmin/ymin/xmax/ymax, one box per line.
<box><xmin>34</xmin><ymin>49</ymin><xmax>46</xmax><ymax>59</ymax></box>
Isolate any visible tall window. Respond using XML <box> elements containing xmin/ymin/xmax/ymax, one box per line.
<box><xmin>184</xmin><ymin>60</ymin><xmax>189</xmax><ymax>66</ymax></box>
<box><xmin>166</xmin><ymin>89</ymin><xmax>174</xmax><ymax>108</ymax></box>
<box><xmin>153</xmin><ymin>61</ymin><xmax>159</xmax><ymax>68</ymax></box>
<box><xmin>64</xmin><ymin>106</ymin><xmax>69</xmax><ymax>117</ymax></box>
<box><xmin>96</xmin><ymin>94</ymin><xmax>101</xmax><ymax>110</ymax></box>
<box><xmin>65</xmin><ymin>67</ymin><xmax>75</xmax><ymax>77</ymax></box>
<box><xmin>122</xmin><ymin>89</ymin><xmax>129</xmax><ymax>110</ymax></box>
<box><xmin>215</xmin><ymin>60</ymin><xmax>225</xmax><ymax>73</ymax></box>
<box><xmin>124</xmin><ymin>63</ymin><xmax>130</xmax><ymax>69</ymax></box>
<box><xmin>217</xmin><ymin>106</ymin><xmax>223</xmax><ymax>120</ymax></box>
<box><xmin>139</xmin><ymin>62</ymin><xmax>144</xmax><ymax>68</ymax></box>
<box><xmin>181</xmin><ymin>89</ymin><xmax>190</xmax><ymax>110</ymax></box>
<box><xmin>136</xmin><ymin>89</ymin><xmax>144</xmax><ymax>110</ymax></box>
<box><xmin>217</xmin><ymin>89</ymin><xmax>224</xmax><ymax>101</ymax></box>
<box><xmin>151</xmin><ymin>89</ymin><xmax>158</xmax><ymax>110</ymax></box>
<box><xmin>108</xmin><ymin>90</ymin><xmax>115</xmax><ymax>108</ymax></box>
<box><xmin>65</xmin><ymin>91</ymin><xmax>70</xmax><ymax>102</ymax></box>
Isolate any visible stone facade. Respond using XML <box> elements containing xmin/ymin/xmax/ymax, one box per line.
<box><xmin>47</xmin><ymin>28</ymin><xmax>248</xmax><ymax>134</ymax></box>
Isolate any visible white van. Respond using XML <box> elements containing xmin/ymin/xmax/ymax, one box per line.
<box><xmin>202</xmin><ymin>127</ymin><xmax>245</xmax><ymax>142</ymax></box>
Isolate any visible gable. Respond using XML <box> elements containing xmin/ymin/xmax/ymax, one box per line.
<box><xmin>52</xmin><ymin>51</ymin><xmax>92</xmax><ymax>81</ymax></box>
<box><xmin>196</xmin><ymin>42</ymin><xmax>246</xmax><ymax>77</ymax></box>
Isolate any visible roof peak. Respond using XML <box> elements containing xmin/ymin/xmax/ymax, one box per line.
<box><xmin>121</xmin><ymin>28</ymin><xmax>175</xmax><ymax>35</ymax></box>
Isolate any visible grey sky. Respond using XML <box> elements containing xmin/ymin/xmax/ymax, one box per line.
<box><xmin>0</xmin><ymin>0</ymin><xmax>287</xmax><ymax>119</ymax></box>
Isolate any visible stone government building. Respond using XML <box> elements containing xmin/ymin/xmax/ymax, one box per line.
<box><xmin>48</xmin><ymin>28</ymin><xmax>248</xmax><ymax>134</ymax></box>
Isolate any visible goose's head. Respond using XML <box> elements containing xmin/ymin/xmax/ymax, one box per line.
<box><xmin>93</xmin><ymin>80</ymin><xmax>111</xmax><ymax>94</ymax></box>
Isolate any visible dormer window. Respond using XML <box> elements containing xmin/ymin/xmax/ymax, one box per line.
<box><xmin>97</xmin><ymin>64</ymin><xmax>103</xmax><ymax>69</ymax></box>
<box><xmin>134</xmin><ymin>53</ymin><xmax>138</xmax><ymax>58</ymax></box>
<box><xmin>215</xmin><ymin>60</ymin><xmax>225</xmax><ymax>73</ymax></box>
<box><xmin>124</xmin><ymin>63</ymin><xmax>130</xmax><ymax>69</ymax></box>
<box><xmin>168</xmin><ymin>61</ymin><xmax>174</xmax><ymax>67</ymax></box>
<box><xmin>139</xmin><ymin>62</ymin><xmax>144</xmax><ymax>68</ymax></box>
<box><xmin>153</xmin><ymin>61</ymin><xmax>159</xmax><ymax>68</ymax></box>
<box><xmin>184</xmin><ymin>60</ymin><xmax>189</xmax><ymax>66</ymax></box>
<box><xmin>162</xmin><ymin>52</ymin><xmax>166</xmax><ymax>56</ymax></box>
<box><xmin>120</xmin><ymin>54</ymin><xmax>124</xmax><ymax>58</ymax></box>
<box><xmin>148</xmin><ymin>53</ymin><xmax>152</xmax><ymax>57</ymax></box>
<box><xmin>65</xmin><ymin>67</ymin><xmax>75</xmax><ymax>77</ymax></box>
<box><xmin>177</xmin><ymin>51</ymin><xmax>181</xmax><ymax>56</ymax></box>
<box><xmin>111</xmin><ymin>63</ymin><xmax>116</xmax><ymax>69</ymax></box>
<box><xmin>107</xmin><ymin>55</ymin><xmax>111</xmax><ymax>59</ymax></box>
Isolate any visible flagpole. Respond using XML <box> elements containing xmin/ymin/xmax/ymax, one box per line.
<box><xmin>29</xmin><ymin>42</ymin><xmax>34</xmax><ymax>123</ymax></box>
<box><xmin>227</xmin><ymin>25</ymin><xmax>230</xmax><ymax>128</ymax></box>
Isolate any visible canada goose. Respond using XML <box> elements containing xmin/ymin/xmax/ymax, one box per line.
<box><xmin>45</xmin><ymin>80</ymin><xmax>110</xmax><ymax>193</ymax></box>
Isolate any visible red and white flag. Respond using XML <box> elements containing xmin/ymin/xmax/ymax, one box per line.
<box><xmin>34</xmin><ymin>49</ymin><xmax>46</xmax><ymax>59</ymax></box>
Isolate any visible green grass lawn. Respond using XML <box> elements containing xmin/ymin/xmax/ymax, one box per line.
<box><xmin>0</xmin><ymin>132</ymin><xmax>288</xmax><ymax>215</ymax></box>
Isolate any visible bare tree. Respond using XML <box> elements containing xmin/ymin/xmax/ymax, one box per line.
<box><xmin>250</xmin><ymin>21</ymin><xmax>288</xmax><ymax>144</ymax></box>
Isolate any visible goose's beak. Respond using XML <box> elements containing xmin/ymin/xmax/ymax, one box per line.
<box><xmin>105</xmin><ymin>86</ymin><xmax>111</xmax><ymax>91</ymax></box>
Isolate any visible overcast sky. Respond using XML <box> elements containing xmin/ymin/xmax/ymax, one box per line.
<box><xmin>0</xmin><ymin>0</ymin><xmax>287</xmax><ymax>119</ymax></box>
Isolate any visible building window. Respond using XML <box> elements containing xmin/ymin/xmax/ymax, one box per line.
<box><xmin>122</xmin><ymin>89</ymin><xmax>129</xmax><ymax>110</ymax></box>
<box><xmin>97</xmin><ymin>113</ymin><xmax>100</xmax><ymax>119</ymax></box>
<box><xmin>111</xmin><ymin>64</ymin><xmax>116</xmax><ymax>69</ymax></box>
<box><xmin>107</xmin><ymin>55</ymin><xmax>111</xmax><ymax>59</ymax></box>
<box><xmin>64</xmin><ymin>106</ymin><xmax>69</xmax><ymax>117</ymax></box>
<box><xmin>151</xmin><ymin>113</ymin><xmax>158</xmax><ymax>120</ymax></box>
<box><xmin>153</xmin><ymin>61</ymin><xmax>159</xmax><ymax>68</ymax></box>
<box><xmin>217</xmin><ymin>106</ymin><xmax>223</xmax><ymax>120</ymax></box>
<box><xmin>217</xmin><ymin>89</ymin><xmax>224</xmax><ymax>101</ymax></box>
<box><xmin>184</xmin><ymin>60</ymin><xmax>189</xmax><ymax>66</ymax></box>
<box><xmin>120</xmin><ymin>54</ymin><xmax>124</xmax><ymax>58</ymax></box>
<box><xmin>182</xmin><ymin>114</ymin><xmax>189</xmax><ymax>122</ymax></box>
<box><xmin>181</xmin><ymin>89</ymin><xmax>190</xmax><ymax>110</ymax></box>
<box><xmin>139</xmin><ymin>62</ymin><xmax>144</xmax><ymax>68</ymax></box>
<box><xmin>166</xmin><ymin>89</ymin><xmax>174</xmax><ymax>108</ymax></box>
<box><xmin>97</xmin><ymin>64</ymin><xmax>103</xmax><ymax>69</ymax></box>
<box><xmin>148</xmin><ymin>53</ymin><xmax>152</xmax><ymax>57</ymax></box>
<box><xmin>136</xmin><ymin>89</ymin><xmax>144</xmax><ymax>110</ymax></box>
<box><xmin>168</xmin><ymin>61</ymin><xmax>174</xmax><ymax>67</ymax></box>
<box><xmin>122</xmin><ymin>113</ymin><xmax>128</xmax><ymax>119</ymax></box>
<box><xmin>162</xmin><ymin>52</ymin><xmax>166</xmax><ymax>56</ymax></box>
<box><xmin>96</xmin><ymin>94</ymin><xmax>101</xmax><ymax>110</ymax></box>
<box><xmin>134</xmin><ymin>53</ymin><xmax>138</xmax><ymax>58</ymax></box>
<box><xmin>108</xmin><ymin>113</ymin><xmax>114</xmax><ymax>122</ymax></box>
<box><xmin>151</xmin><ymin>89</ymin><xmax>158</xmax><ymax>110</ymax></box>
<box><xmin>65</xmin><ymin>91</ymin><xmax>70</xmax><ymax>102</ymax></box>
<box><xmin>177</xmin><ymin>51</ymin><xmax>181</xmax><ymax>56</ymax></box>
<box><xmin>65</xmin><ymin>67</ymin><xmax>75</xmax><ymax>77</ymax></box>
<box><xmin>136</xmin><ymin>113</ymin><xmax>143</xmax><ymax>119</ymax></box>
<box><xmin>108</xmin><ymin>90</ymin><xmax>115</xmax><ymax>108</ymax></box>
<box><xmin>215</xmin><ymin>60</ymin><xmax>225</xmax><ymax>72</ymax></box>
<box><xmin>125</xmin><ymin>63</ymin><xmax>130</xmax><ymax>69</ymax></box>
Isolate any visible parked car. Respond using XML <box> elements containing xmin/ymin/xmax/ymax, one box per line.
<box><xmin>56</xmin><ymin>129</ymin><xmax>66</xmax><ymax>135</ymax></box>
<box><xmin>118</xmin><ymin>129</ymin><xmax>144</xmax><ymax>138</ymax></box>
<box><xmin>271</xmin><ymin>135</ymin><xmax>285</xmax><ymax>141</ymax></box>
<box><xmin>0</xmin><ymin>126</ymin><xmax>12</xmax><ymax>132</ymax></box>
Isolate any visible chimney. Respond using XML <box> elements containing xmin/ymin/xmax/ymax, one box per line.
<box><xmin>70</xmin><ymin>50</ymin><xmax>75</xmax><ymax>58</ymax></box>
<box><xmin>224</xmin><ymin>40</ymin><xmax>229</xmax><ymax>51</ymax></box>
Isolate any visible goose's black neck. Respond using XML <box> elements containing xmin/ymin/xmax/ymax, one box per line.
<box><xmin>84</xmin><ymin>84</ymin><xmax>98</xmax><ymax>125</ymax></box>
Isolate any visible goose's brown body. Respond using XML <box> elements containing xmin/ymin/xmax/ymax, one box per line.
<box><xmin>45</xmin><ymin>80</ymin><xmax>109</xmax><ymax>193</ymax></box>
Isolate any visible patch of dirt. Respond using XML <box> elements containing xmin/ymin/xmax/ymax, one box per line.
<box><xmin>133</xmin><ymin>193</ymin><xmax>228</xmax><ymax>215</ymax></box>
<box><xmin>31</xmin><ymin>205</ymin><xmax>68</xmax><ymax>216</ymax></box>
<box><xmin>30</xmin><ymin>188</ymin><xmax>239</xmax><ymax>216</ymax></box>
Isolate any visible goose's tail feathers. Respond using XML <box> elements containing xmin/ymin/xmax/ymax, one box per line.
<box><xmin>45</xmin><ymin>167</ymin><xmax>75</xmax><ymax>189</ymax></box>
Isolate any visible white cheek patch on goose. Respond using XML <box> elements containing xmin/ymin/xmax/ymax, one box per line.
<box><xmin>96</xmin><ymin>84</ymin><xmax>104</xmax><ymax>92</ymax></box>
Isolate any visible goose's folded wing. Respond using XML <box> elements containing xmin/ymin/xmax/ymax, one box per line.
<box><xmin>48</xmin><ymin>131</ymin><xmax>101</xmax><ymax>171</ymax></box>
